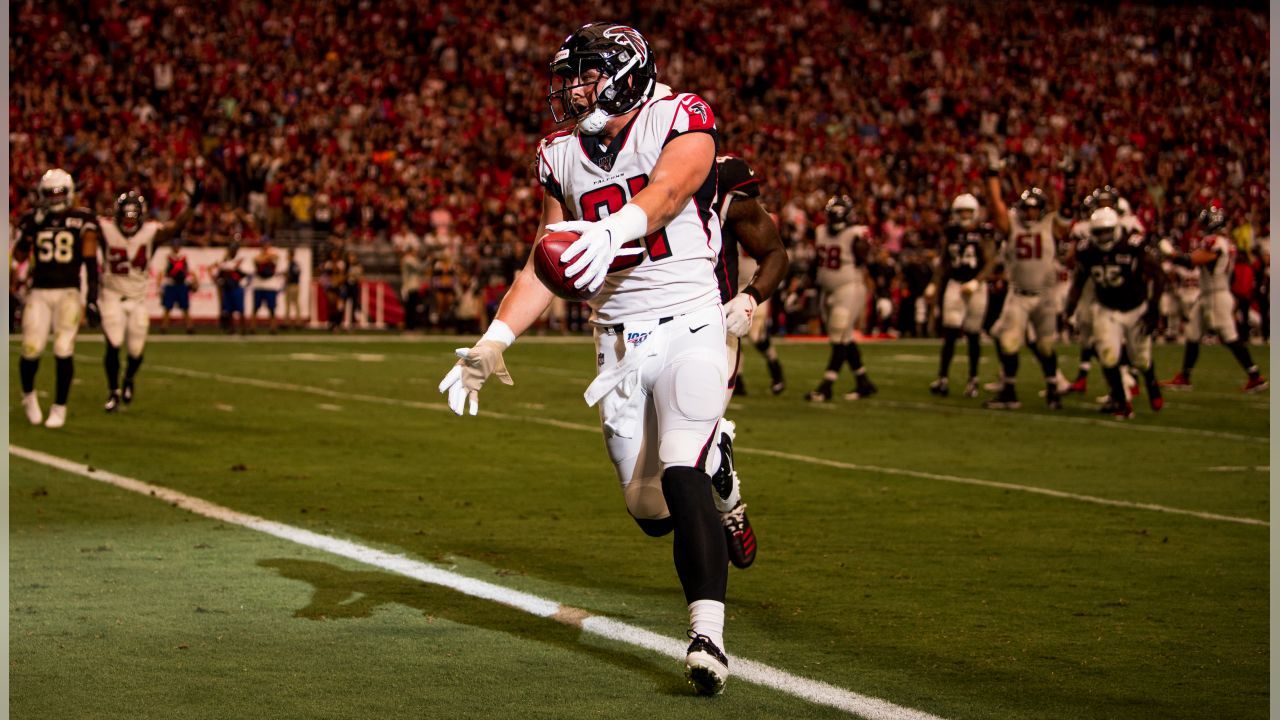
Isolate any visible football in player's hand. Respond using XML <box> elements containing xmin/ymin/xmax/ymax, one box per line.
<box><xmin>533</xmin><ymin>230</ymin><xmax>599</xmax><ymax>301</ymax></box>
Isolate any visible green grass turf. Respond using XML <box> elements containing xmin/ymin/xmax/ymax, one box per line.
<box><xmin>8</xmin><ymin>336</ymin><xmax>1270</xmax><ymax>719</ymax></box>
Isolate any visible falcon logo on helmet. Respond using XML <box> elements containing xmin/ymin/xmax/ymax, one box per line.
<box><xmin>546</xmin><ymin>22</ymin><xmax>658</xmax><ymax>135</ymax></box>
<box><xmin>603</xmin><ymin>26</ymin><xmax>649</xmax><ymax>68</ymax></box>
<box><xmin>116</xmin><ymin>191</ymin><xmax>148</xmax><ymax>236</ymax></box>
<box><xmin>38</xmin><ymin>168</ymin><xmax>75</xmax><ymax>213</ymax></box>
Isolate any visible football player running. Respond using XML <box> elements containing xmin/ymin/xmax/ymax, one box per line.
<box><xmin>1065</xmin><ymin>208</ymin><xmax>1165</xmax><ymax>419</ymax></box>
<box><xmin>1064</xmin><ymin>187</ymin><xmax>1144</xmax><ymax>398</ymax></box>
<box><xmin>717</xmin><ymin>155</ymin><xmax>786</xmax><ymax>397</ymax></box>
<box><xmin>806</xmin><ymin>195</ymin><xmax>878</xmax><ymax>402</ymax></box>
<box><xmin>1161</xmin><ymin>206</ymin><xmax>1267</xmax><ymax>392</ymax></box>
<box><xmin>438</xmin><ymin>23</ymin><xmax>740</xmax><ymax>695</ymax></box>
<box><xmin>711</xmin><ymin>152</ymin><xmax>788</xmax><ymax>572</ymax></box>
<box><xmin>926</xmin><ymin>193</ymin><xmax>997</xmax><ymax>398</ymax></box>
<box><xmin>12</xmin><ymin>169</ymin><xmax>101</xmax><ymax>428</ymax></box>
<box><xmin>99</xmin><ymin>185</ymin><xmax>201</xmax><ymax>411</ymax></box>
<box><xmin>981</xmin><ymin>157</ymin><xmax>1074</xmax><ymax>410</ymax></box>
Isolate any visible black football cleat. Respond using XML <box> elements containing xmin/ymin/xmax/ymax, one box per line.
<box><xmin>685</xmin><ymin>632</ymin><xmax>729</xmax><ymax>696</ymax></box>
<box><xmin>929</xmin><ymin>377</ymin><xmax>949</xmax><ymax>397</ymax></box>
<box><xmin>1045</xmin><ymin>385</ymin><xmax>1063</xmax><ymax>411</ymax></box>
<box><xmin>806</xmin><ymin>388</ymin><xmax>832</xmax><ymax>402</ymax></box>
<box><xmin>982</xmin><ymin>385</ymin><xmax>1021</xmax><ymax>410</ymax></box>
<box><xmin>104</xmin><ymin>390</ymin><xmax>121</xmax><ymax>413</ymax></box>
<box><xmin>844</xmin><ymin>376</ymin><xmax>877</xmax><ymax>400</ymax></box>
<box><xmin>122</xmin><ymin>379</ymin><xmax>135</xmax><ymax>405</ymax></box>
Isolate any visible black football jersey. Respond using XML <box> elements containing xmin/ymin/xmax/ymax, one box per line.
<box><xmin>712</xmin><ymin>155</ymin><xmax>762</xmax><ymax>302</ymax></box>
<box><xmin>14</xmin><ymin>208</ymin><xmax>98</xmax><ymax>289</ymax></box>
<box><xmin>943</xmin><ymin>224</ymin><xmax>994</xmax><ymax>283</ymax></box>
<box><xmin>1075</xmin><ymin>230</ymin><xmax>1151</xmax><ymax>311</ymax></box>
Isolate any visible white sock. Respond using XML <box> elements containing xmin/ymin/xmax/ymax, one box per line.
<box><xmin>689</xmin><ymin>599</ymin><xmax>725</xmax><ymax>651</ymax></box>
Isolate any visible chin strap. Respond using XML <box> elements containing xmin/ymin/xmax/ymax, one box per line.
<box><xmin>578</xmin><ymin>107</ymin><xmax>610</xmax><ymax>135</ymax></box>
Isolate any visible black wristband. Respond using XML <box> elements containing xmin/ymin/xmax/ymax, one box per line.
<box><xmin>742</xmin><ymin>286</ymin><xmax>764</xmax><ymax>304</ymax></box>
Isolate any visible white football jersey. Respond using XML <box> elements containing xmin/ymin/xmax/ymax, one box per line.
<box><xmin>814</xmin><ymin>224</ymin><xmax>868</xmax><ymax>292</ymax></box>
<box><xmin>100</xmin><ymin>218</ymin><xmax>160</xmax><ymax>298</ymax></box>
<box><xmin>537</xmin><ymin>92</ymin><xmax>722</xmax><ymax>324</ymax></box>
<box><xmin>1174</xmin><ymin>263</ymin><xmax>1200</xmax><ymax>288</ymax></box>
<box><xmin>1199</xmin><ymin>233</ymin><xmax>1235</xmax><ymax>292</ymax></box>
<box><xmin>1004</xmin><ymin>210</ymin><xmax>1058</xmax><ymax>292</ymax></box>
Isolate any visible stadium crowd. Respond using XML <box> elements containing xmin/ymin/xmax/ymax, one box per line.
<box><xmin>8</xmin><ymin>0</ymin><xmax>1270</xmax><ymax>335</ymax></box>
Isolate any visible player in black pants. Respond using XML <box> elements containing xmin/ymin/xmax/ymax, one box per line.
<box><xmin>12</xmin><ymin>169</ymin><xmax>101</xmax><ymax>429</ymax></box>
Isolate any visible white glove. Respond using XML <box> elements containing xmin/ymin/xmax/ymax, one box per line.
<box><xmin>438</xmin><ymin>324</ymin><xmax>515</xmax><ymax>416</ymax></box>
<box><xmin>547</xmin><ymin>204</ymin><xmax>649</xmax><ymax>293</ymax></box>
<box><xmin>724</xmin><ymin>292</ymin><xmax>757</xmax><ymax>337</ymax></box>
<box><xmin>1158</xmin><ymin>238</ymin><xmax>1177</xmax><ymax>257</ymax></box>
<box><xmin>960</xmin><ymin>279</ymin><xmax>980</xmax><ymax>296</ymax></box>
<box><xmin>923</xmin><ymin>283</ymin><xmax>938</xmax><ymax>300</ymax></box>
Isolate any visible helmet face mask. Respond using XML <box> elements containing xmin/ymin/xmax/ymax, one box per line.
<box><xmin>1017</xmin><ymin>188</ymin><xmax>1047</xmax><ymax>223</ymax></box>
<box><xmin>1198</xmin><ymin>206</ymin><xmax>1227</xmax><ymax>234</ymax></box>
<box><xmin>1089</xmin><ymin>207</ymin><xmax>1121</xmax><ymax>251</ymax></box>
<box><xmin>950</xmin><ymin>193</ymin><xmax>980</xmax><ymax>230</ymax></box>
<box><xmin>824</xmin><ymin>195</ymin><xmax>854</xmax><ymax>230</ymax></box>
<box><xmin>546</xmin><ymin>23</ymin><xmax>657</xmax><ymax>134</ymax></box>
<box><xmin>115</xmin><ymin>191</ymin><xmax>148</xmax><ymax>236</ymax></box>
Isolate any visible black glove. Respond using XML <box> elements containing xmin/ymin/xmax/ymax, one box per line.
<box><xmin>86</xmin><ymin>301</ymin><xmax>101</xmax><ymax>329</ymax></box>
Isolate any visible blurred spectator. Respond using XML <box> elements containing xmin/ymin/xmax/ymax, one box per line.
<box><xmin>249</xmin><ymin>240</ymin><xmax>283</xmax><ymax>334</ymax></box>
<box><xmin>344</xmin><ymin>250</ymin><xmax>364</xmax><ymax>327</ymax></box>
<box><xmin>400</xmin><ymin>248</ymin><xmax>425</xmax><ymax>330</ymax></box>
<box><xmin>7</xmin><ymin>0</ymin><xmax>1268</xmax><ymax>336</ymax></box>
<box><xmin>284</xmin><ymin>247</ymin><xmax>304</xmax><ymax>330</ymax></box>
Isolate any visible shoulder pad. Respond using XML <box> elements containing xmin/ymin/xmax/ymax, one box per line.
<box><xmin>715</xmin><ymin>155</ymin><xmax>761</xmax><ymax>200</ymax></box>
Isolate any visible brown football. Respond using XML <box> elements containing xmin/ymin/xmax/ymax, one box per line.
<box><xmin>533</xmin><ymin>230</ymin><xmax>599</xmax><ymax>302</ymax></box>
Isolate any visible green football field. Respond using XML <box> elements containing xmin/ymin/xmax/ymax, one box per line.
<box><xmin>8</xmin><ymin>334</ymin><xmax>1270</xmax><ymax>719</ymax></box>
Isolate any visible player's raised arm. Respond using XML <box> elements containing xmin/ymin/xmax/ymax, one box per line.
<box><xmin>156</xmin><ymin>180</ymin><xmax>203</xmax><ymax>247</ymax></box>
<box><xmin>983</xmin><ymin>161</ymin><xmax>1012</xmax><ymax>236</ymax></box>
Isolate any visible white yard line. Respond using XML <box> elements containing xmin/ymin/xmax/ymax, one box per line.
<box><xmin>858</xmin><ymin>398</ymin><xmax>1268</xmax><ymax>445</ymax></box>
<box><xmin>138</xmin><ymin>362</ymin><xmax>1268</xmax><ymax>527</ymax></box>
<box><xmin>9</xmin><ymin>445</ymin><xmax>946</xmax><ymax>720</ymax></box>
<box><xmin>741</xmin><ymin>449</ymin><xmax>1268</xmax><ymax>527</ymax></box>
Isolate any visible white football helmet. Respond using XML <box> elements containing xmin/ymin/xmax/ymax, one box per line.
<box><xmin>1089</xmin><ymin>207</ymin><xmax>1121</xmax><ymax>251</ymax></box>
<box><xmin>950</xmin><ymin>193</ymin><xmax>980</xmax><ymax>230</ymax></box>
<box><xmin>38</xmin><ymin>168</ymin><xmax>75</xmax><ymax>213</ymax></box>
